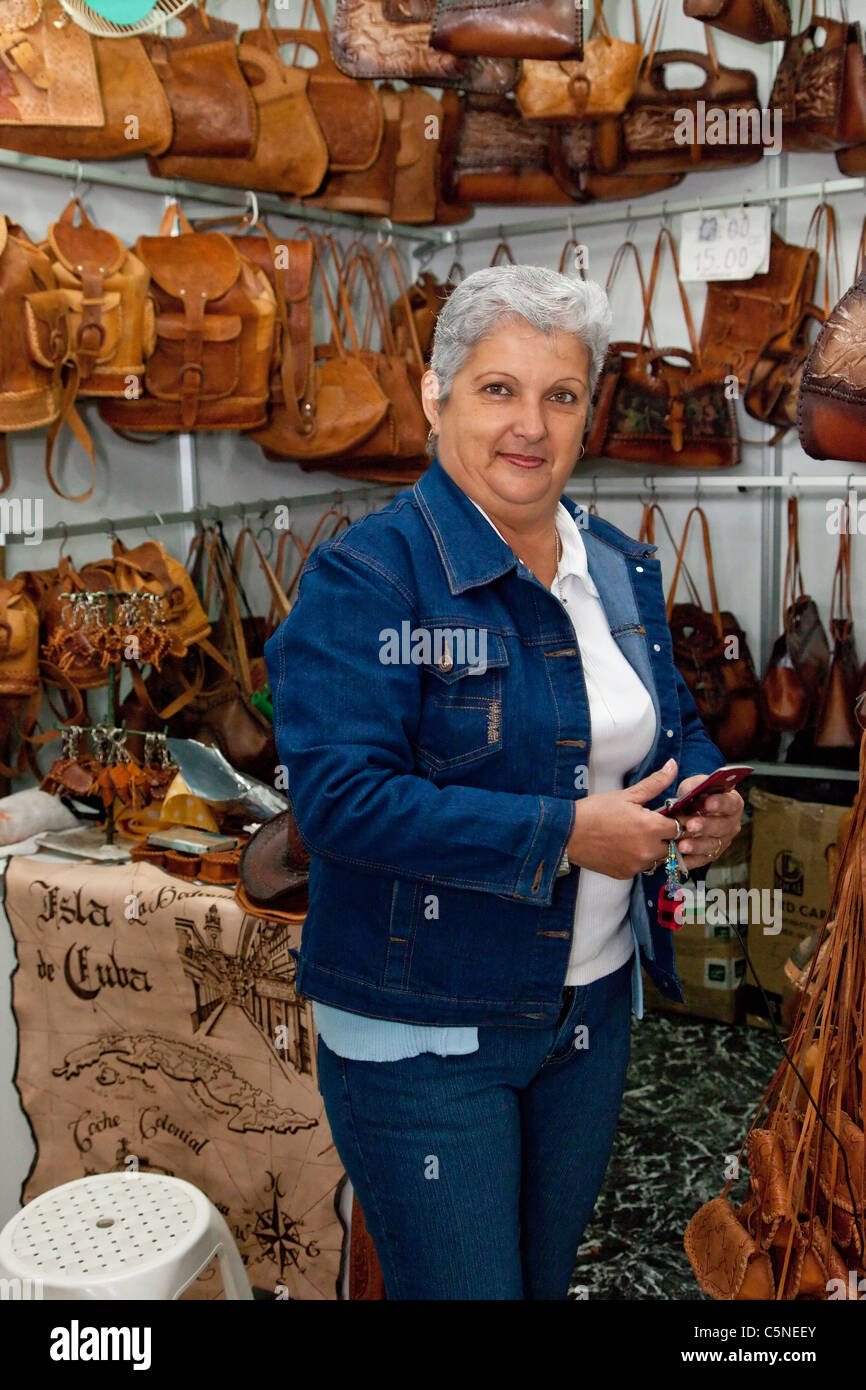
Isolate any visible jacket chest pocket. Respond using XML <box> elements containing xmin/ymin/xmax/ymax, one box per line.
<box><xmin>414</xmin><ymin>630</ymin><xmax>509</xmax><ymax>772</ymax></box>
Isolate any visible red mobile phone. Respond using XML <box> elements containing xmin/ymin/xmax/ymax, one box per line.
<box><xmin>662</xmin><ymin>765</ymin><xmax>753</xmax><ymax>821</ymax></box>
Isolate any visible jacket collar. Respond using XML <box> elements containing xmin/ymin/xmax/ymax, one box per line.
<box><xmin>413</xmin><ymin>455</ymin><xmax>653</xmax><ymax>596</ymax></box>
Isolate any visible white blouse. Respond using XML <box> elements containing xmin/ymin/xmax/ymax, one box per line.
<box><xmin>471</xmin><ymin>498</ymin><xmax>657</xmax><ymax>986</ymax></box>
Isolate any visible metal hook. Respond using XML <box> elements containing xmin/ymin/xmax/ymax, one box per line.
<box><xmin>377</xmin><ymin>216</ymin><xmax>394</xmax><ymax>248</ymax></box>
<box><xmin>100</xmin><ymin>516</ymin><xmax>118</xmax><ymax>544</ymax></box>
<box><xmin>244</xmin><ymin>190</ymin><xmax>260</xmax><ymax>227</ymax></box>
<box><xmin>58</xmin><ymin>520</ymin><xmax>69</xmax><ymax>558</ymax></box>
<box><xmin>142</xmin><ymin>510</ymin><xmax>165</xmax><ymax>539</ymax></box>
<box><xmin>661</xmin><ymin>201</ymin><xmax>670</xmax><ymax>228</ymax></box>
<box><xmin>566</xmin><ymin>211</ymin><xmax>577</xmax><ymax>243</ymax></box>
<box><xmin>789</xmin><ymin>471</ymin><xmax>799</xmax><ymax>498</ymax></box>
<box><xmin>694</xmin><ymin>476</ymin><xmax>702</xmax><ymax>508</ymax></box>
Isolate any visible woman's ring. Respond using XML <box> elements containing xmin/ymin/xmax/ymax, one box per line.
<box><xmin>641</xmin><ymin>857</ymin><xmax>660</xmax><ymax>875</ymax></box>
<box><xmin>671</xmin><ymin>819</ymin><xmax>683</xmax><ymax>841</ymax></box>
<box><xmin>710</xmin><ymin>837</ymin><xmax>722</xmax><ymax>860</ymax></box>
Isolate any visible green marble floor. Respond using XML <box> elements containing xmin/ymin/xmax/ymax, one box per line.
<box><xmin>569</xmin><ymin>1010</ymin><xmax>780</xmax><ymax>1301</ymax></box>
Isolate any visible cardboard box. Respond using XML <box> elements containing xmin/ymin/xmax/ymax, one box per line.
<box><xmin>745</xmin><ymin>787</ymin><xmax>852</xmax><ymax>1026</ymax></box>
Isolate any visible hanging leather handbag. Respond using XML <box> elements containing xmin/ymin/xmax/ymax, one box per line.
<box><xmin>683</xmin><ymin>0</ymin><xmax>791</xmax><ymax>42</ymax></box>
<box><xmin>814</xmin><ymin>526</ymin><xmax>861</xmax><ymax>750</ymax></box>
<box><xmin>429</xmin><ymin>0</ymin><xmax>583</xmax><ymax>59</ymax></box>
<box><xmin>0</xmin><ymin>216</ymin><xmax>62</xmax><ymax>494</ymax></box>
<box><xmin>244</xmin><ymin>0</ymin><xmax>384</xmax><ymax>174</ymax></box>
<box><xmin>516</xmin><ymin>0</ymin><xmax>643</xmax><ymax>122</ymax></box>
<box><xmin>297</xmin><ymin>240</ymin><xmax>427</xmax><ymax>482</ymax></box>
<box><xmin>249</xmin><ymin>234</ymin><xmax>389</xmax><ymax>461</ymax></box>
<box><xmin>666</xmin><ymin>505</ymin><xmax>764</xmax><ymax>761</ymax></box>
<box><xmin>770</xmin><ymin>5</ymin><xmax>866</xmax><ymax>152</ymax></box>
<box><xmin>585</xmin><ymin>228</ymin><xmax>740</xmax><ymax>468</ymax></box>
<box><xmin>302</xmin><ymin>84</ymin><xmax>403</xmax><ymax>217</ymax></box>
<box><xmin>699</xmin><ymin>228</ymin><xmax>819</xmax><ymax>381</ymax></box>
<box><xmin>761</xmin><ymin>498</ymin><xmax>830</xmax><ymax>732</ymax></box>
<box><xmin>99</xmin><ymin>204</ymin><xmax>276</xmax><ymax>436</ymax></box>
<box><xmin>150</xmin><ymin>41</ymin><xmax>329</xmax><ymax>197</ymax></box>
<box><xmin>144</xmin><ymin>6</ymin><xmax>256</xmax><ymax>160</ymax></box>
<box><xmin>0</xmin><ymin>576</ymin><xmax>39</xmax><ymax>699</ymax></box>
<box><xmin>390</xmin><ymin>266</ymin><xmax>458</xmax><ymax>363</ymax></box>
<box><xmin>439</xmin><ymin>90</ymin><xmax>573</xmax><ymax>204</ymax></box>
<box><xmin>548</xmin><ymin>121</ymin><xmax>686</xmax><ymax>200</ymax></box>
<box><xmin>330</xmin><ymin>0</ymin><xmax>518</xmax><ymax>92</ymax></box>
<box><xmin>798</xmin><ymin>222</ymin><xmax>866</xmax><ymax>463</ymax></box>
<box><xmin>611</xmin><ymin>25</ymin><xmax>765</xmax><ymax>175</ymax></box>
<box><xmin>0</xmin><ymin>0</ymin><xmax>102</xmax><ymax>128</ymax></box>
<box><xmin>0</xmin><ymin>34</ymin><xmax>172</xmax><ymax>158</ymax></box>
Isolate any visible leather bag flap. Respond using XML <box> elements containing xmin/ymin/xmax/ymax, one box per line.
<box><xmin>137</xmin><ymin>232</ymin><xmax>240</xmax><ymax>303</ymax></box>
<box><xmin>49</xmin><ymin>221</ymin><xmax>126</xmax><ymax>278</ymax></box>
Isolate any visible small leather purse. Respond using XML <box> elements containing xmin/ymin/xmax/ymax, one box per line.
<box><xmin>429</xmin><ymin>0</ymin><xmax>583</xmax><ymax>59</ymax></box>
<box><xmin>761</xmin><ymin>499</ymin><xmax>830</xmax><ymax>732</ymax></box>
<box><xmin>815</xmin><ymin>525</ymin><xmax>861</xmax><ymax>750</ymax></box>
<box><xmin>516</xmin><ymin>0</ymin><xmax>643</xmax><ymax>122</ymax></box>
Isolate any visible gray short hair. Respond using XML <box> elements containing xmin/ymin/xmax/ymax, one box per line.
<box><xmin>429</xmin><ymin>264</ymin><xmax>612</xmax><ymax>413</ymax></box>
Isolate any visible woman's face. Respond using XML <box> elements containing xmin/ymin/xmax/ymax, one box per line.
<box><xmin>421</xmin><ymin>317</ymin><xmax>592</xmax><ymax>520</ymax></box>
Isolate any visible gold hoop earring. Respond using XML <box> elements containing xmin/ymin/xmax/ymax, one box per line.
<box><xmin>576</xmin><ymin>444</ymin><xmax>585</xmax><ymax>460</ymax></box>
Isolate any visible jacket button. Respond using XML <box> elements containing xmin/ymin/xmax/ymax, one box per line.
<box><xmin>635</xmin><ymin>565</ymin><xmax>644</xmax><ymax>573</ymax></box>
<box><xmin>438</xmin><ymin>648</ymin><xmax>453</xmax><ymax>672</ymax></box>
<box><xmin>653</xmin><ymin>643</ymin><xmax>661</xmax><ymax>652</ymax></box>
<box><xmin>666</xmin><ymin>728</ymin><xmax>674</xmax><ymax>737</ymax></box>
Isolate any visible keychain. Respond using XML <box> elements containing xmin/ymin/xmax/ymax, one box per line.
<box><xmin>656</xmin><ymin>797</ymin><xmax>690</xmax><ymax>931</ymax></box>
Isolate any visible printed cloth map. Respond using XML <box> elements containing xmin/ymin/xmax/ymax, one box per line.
<box><xmin>5</xmin><ymin>855</ymin><xmax>347</xmax><ymax>1300</ymax></box>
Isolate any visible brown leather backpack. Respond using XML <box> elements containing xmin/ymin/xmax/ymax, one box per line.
<box><xmin>99</xmin><ymin>204</ymin><xmax>276</xmax><ymax>434</ymax></box>
<box><xmin>27</xmin><ymin>198</ymin><xmax>153</xmax><ymax>498</ymax></box>
<box><xmin>0</xmin><ymin>216</ymin><xmax>62</xmax><ymax>493</ymax></box>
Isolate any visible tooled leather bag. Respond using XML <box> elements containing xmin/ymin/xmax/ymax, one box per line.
<box><xmin>25</xmin><ymin>198</ymin><xmax>154</xmax><ymax>501</ymax></box>
<box><xmin>770</xmin><ymin>4</ymin><xmax>866</xmax><ymax>152</ymax></box>
<box><xmin>249</xmin><ymin>233</ymin><xmax>388</xmax><ymax>462</ymax></box>
<box><xmin>234</xmin><ymin>809</ymin><xmax>310</xmax><ymax>924</ymax></box>
<box><xmin>0</xmin><ymin>34</ymin><xmax>171</xmax><ymax>158</ymax></box>
<box><xmin>330</xmin><ymin>0</ymin><xmax>518</xmax><ymax>92</ymax></box>
<box><xmin>439</xmin><ymin>90</ymin><xmax>573</xmax><ymax>204</ymax></box>
<box><xmin>516</xmin><ymin>0</ymin><xmax>643</xmax><ymax>122</ymax></box>
<box><xmin>429</xmin><ymin>0</ymin><xmax>583</xmax><ymax>59</ymax></box>
<box><xmin>151</xmin><ymin>40</ymin><xmax>329</xmax><ymax>197</ymax></box>
<box><xmin>0</xmin><ymin>0</ymin><xmax>102</xmax><ymax>128</ymax></box>
<box><xmin>548</xmin><ymin>120</ymin><xmax>685</xmax><ymax>200</ymax></box>
<box><xmin>585</xmin><ymin>227</ymin><xmax>740</xmax><ymax>468</ymax></box>
<box><xmin>0</xmin><ymin>216</ymin><xmax>62</xmax><ymax>492</ymax></box>
<box><xmin>683</xmin><ymin>0</ymin><xmax>791</xmax><ymax>42</ymax></box>
<box><xmin>99</xmin><ymin>204</ymin><xmax>276</xmax><ymax>435</ymax></box>
<box><xmin>761</xmin><ymin>498</ymin><xmax>830</xmax><ymax>733</ymax></box>
<box><xmin>605</xmin><ymin>25</ymin><xmax>764</xmax><ymax>175</ymax></box>
<box><xmin>144</xmin><ymin>5</ymin><xmax>256</xmax><ymax>160</ymax></box>
<box><xmin>699</xmin><ymin>227</ymin><xmax>819</xmax><ymax>382</ymax></box>
<box><xmin>798</xmin><ymin>221</ymin><xmax>866</xmax><ymax>463</ymax></box>
<box><xmin>666</xmin><ymin>505</ymin><xmax>764</xmax><ymax>761</ymax></box>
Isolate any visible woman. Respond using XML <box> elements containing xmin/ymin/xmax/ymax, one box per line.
<box><xmin>264</xmin><ymin>265</ymin><xmax>744</xmax><ymax>1300</ymax></box>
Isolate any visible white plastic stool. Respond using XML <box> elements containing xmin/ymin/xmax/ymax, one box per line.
<box><xmin>0</xmin><ymin>1173</ymin><xmax>254</xmax><ymax>1300</ymax></box>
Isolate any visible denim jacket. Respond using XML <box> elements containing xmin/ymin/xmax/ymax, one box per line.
<box><xmin>264</xmin><ymin>456</ymin><xmax>722</xmax><ymax>1029</ymax></box>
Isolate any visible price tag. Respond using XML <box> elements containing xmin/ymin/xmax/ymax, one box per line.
<box><xmin>678</xmin><ymin>205</ymin><xmax>771</xmax><ymax>282</ymax></box>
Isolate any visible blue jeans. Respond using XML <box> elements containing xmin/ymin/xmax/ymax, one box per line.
<box><xmin>316</xmin><ymin>955</ymin><xmax>633</xmax><ymax>1300</ymax></box>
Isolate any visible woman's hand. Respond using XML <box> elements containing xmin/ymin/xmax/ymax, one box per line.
<box><xmin>674</xmin><ymin>773</ymin><xmax>744</xmax><ymax>870</ymax></box>
<box><xmin>566</xmin><ymin>758</ymin><xmax>687</xmax><ymax>879</ymax></box>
